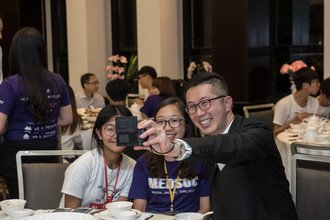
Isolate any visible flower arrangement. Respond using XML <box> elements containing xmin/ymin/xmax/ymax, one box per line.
<box><xmin>106</xmin><ymin>54</ymin><xmax>138</xmax><ymax>81</ymax></box>
<box><xmin>280</xmin><ymin>60</ymin><xmax>315</xmax><ymax>93</ymax></box>
<box><xmin>280</xmin><ymin>60</ymin><xmax>308</xmax><ymax>78</ymax></box>
<box><xmin>187</xmin><ymin>61</ymin><xmax>213</xmax><ymax>79</ymax></box>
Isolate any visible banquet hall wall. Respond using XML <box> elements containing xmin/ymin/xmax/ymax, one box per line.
<box><xmin>0</xmin><ymin>0</ymin><xmax>330</xmax><ymax>99</ymax></box>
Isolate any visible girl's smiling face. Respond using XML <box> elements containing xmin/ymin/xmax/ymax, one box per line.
<box><xmin>155</xmin><ymin>104</ymin><xmax>186</xmax><ymax>141</ymax></box>
<box><xmin>96</xmin><ymin>117</ymin><xmax>126</xmax><ymax>153</ymax></box>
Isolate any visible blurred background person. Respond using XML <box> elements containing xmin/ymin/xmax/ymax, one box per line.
<box><xmin>129</xmin><ymin>97</ymin><xmax>210</xmax><ymax>214</ymax></box>
<box><xmin>61</xmin><ymin>105</ymin><xmax>136</xmax><ymax>208</ymax></box>
<box><xmin>137</xmin><ymin>65</ymin><xmax>157</xmax><ymax>100</ymax></box>
<box><xmin>0</xmin><ymin>27</ymin><xmax>72</xmax><ymax>198</ymax></box>
<box><xmin>75</xmin><ymin>73</ymin><xmax>105</xmax><ymax>109</ymax></box>
<box><xmin>317</xmin><ymin>77</ymin><xmax>330</xmax><ymax>117</ymax></box>
<box><xmin>105</xmin><ymin>78</ymin><xmax>142</xmax><ymax>120</ymax></box>
<box><xmin>61</xmin><ymin>85</ymin><xmax>83</xmax><ymax>162</ymax></box>
<box><xmin>273</xmin><ymin>67</ymin><xmax>320</xmax><ymax>136</ymax></box>
<box><xmin>140</xmin><ymin>77</ymin><xmax>177</xmax><ymax>118</ymax></box>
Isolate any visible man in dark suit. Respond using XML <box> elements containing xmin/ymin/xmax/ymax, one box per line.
<box><xmin>136</xmin><ymin>72</ymin><xmax>297</xmax><ymax>220</ymax></box>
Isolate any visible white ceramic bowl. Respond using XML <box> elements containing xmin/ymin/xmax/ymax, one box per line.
<box><xmin>23</xmin><ymin>212</ymin><xmax>95</xmax><ymax>220</ymax></box>
<box><xmin>106</xmin><ymin>201</ymin><xmax>133</xmax><ymax>217</ymax></box>
<box><xmin>8</xmin><ymin>209</ymin><xmax>33</xmax><ymax>220</ymax></box>
<box><xmin>175</xmin><ymin>212</ymin><xmax>204</xmax><ymax>220</ymax></box>
<box><xmin>0</xmin><ymin>199</ymin><xmax>27</xmax><ymax>215</ymax></box>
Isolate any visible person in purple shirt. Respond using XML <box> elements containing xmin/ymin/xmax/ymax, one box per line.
<box><xmin>140</xmin><ymin>77</ymin><xmax>177</xmax><ymax>118</ymax></box>
<box><xmin>129</xmin><ymin>97</ymin><xmax>210</xmax><ymax>214</ymax></box>
<box><xmin>0</xmin><ymin>27</ymin><xmax>72</xmax><ymax>198</ymax></box>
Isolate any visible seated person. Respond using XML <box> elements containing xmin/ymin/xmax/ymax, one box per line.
<box><xmin>75</xmin><ymin>73</ymin><xmax>105</xmax><ymax>109</ymax></box>
<box><xmin>129</xmin><ymin>97</ymin><xmax>210</xmax><ymax>214</ymax></box>
<box><xmin>106</xmin><ymin>79</ymin><xmax>142</xmax><ymax>120</ymax></box>
<box><xmin>140</xmin><ymin>77</ymin><xmax>177</xmax><ymax>118</ymax></box>
<box><xmin>317</xmin><ymin>78</ymin><xmax>330</xmax><ymax>117</ymax></box>
<box><xmin>136</xmin><ymin>66</ymin><xmax>158</xmax><ymax>101</ymax></box>
<box><xmin>60</xmin><ymin>105</ymin><xmax>136</xmax><ymax>208</ymax></box>
<box><xmin>273</xmin><ymin>67</ymin><xmax>320</xmax><ymax>136</ymax></box>
<box><xmin>61</xmin><ymin>86</ymin><xmax>83</xmax><ymax>161</ymax></box>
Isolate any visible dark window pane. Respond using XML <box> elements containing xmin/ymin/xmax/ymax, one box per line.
<box><xmin>191</xmin><ymin>0</ymin><xmax>212</xmax><ymax>49</ymax></box>
<box><xmin>112</xmin><ymin>0</ymin><xmax>137</xmax><ymax>54</ymax></box>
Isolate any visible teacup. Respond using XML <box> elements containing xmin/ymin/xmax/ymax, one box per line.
<box><xmin>115</xmin><ymin>210</ymin><xmax>137</xmax><ymax>220</ymax></box>
<box><xmin>106</xmin><ymin>201</ymin><xmax>133</xmax><ymax>217</ymax></box>
<box><xmin>0</xmin><ymin>199</ymin><xmax>27</xmax><ymax>215</ymax></box>
<box><xmin>304</xmin><ymin>126</ymin><xmax>319</xmax><ymax>143</ymax></box>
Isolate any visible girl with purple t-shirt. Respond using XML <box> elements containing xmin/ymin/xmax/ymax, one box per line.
<box><xmin>0</xmin><ymin>27</ymin><xmax>72</xmax><ymax>198</ymax></box>
<box><xmin>129</xmin><ymin>97</ymin><xmax>210</xmax><ymax>214</ymax></box>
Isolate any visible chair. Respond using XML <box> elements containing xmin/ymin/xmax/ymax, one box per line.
<box><xmin>0</xmin><ymin>176</ymin><xmax>8</xmax><ymax>200</ymax></box>
<box><xmin>291</xmin><ymin>142</ymin><xmax>330</xmax><ymax>220</ymax></box>
<box><xmin>16</xmin><ymin>150</ymin><xmax>87</xmax><ymax>209</ymax></box>
<box><xmin>242</xmin><ymin>103</ymin><xmax>274</xmax><ymax>129</ymax></box>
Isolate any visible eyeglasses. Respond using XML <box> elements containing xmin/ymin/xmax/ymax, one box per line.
<box><xmin>156</xmin><ymin>118</ymin><xmax>184</xmax><ymax>128</ymax></box>
<box><xmin>186</xmin><ymin>95</ymin><xmax>227</xmax><ymax>114</ymax></box>
<box><xmin>87</xmin><ymin>81</ymin><xmax>100</xmax><ymax>85</ymax></box>
<box><xmin>103</xmin><ymin>125</ymin><xmax>115</xmax><ymax>137</ymax></box>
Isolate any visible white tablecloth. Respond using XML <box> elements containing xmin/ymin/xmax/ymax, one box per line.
<box><xmin>275</xmin><ymin>131</ymin><xmax>330</xmax><ymax>186</ymax></box>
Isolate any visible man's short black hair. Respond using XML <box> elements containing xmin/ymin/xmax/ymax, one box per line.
<box><xmin>137</xmin><ymin>66</ymin><xmax>157</xmax><ymax>79</ymax></box>
<box><xmin>106</xmin><ymin>79</ymin><xmax>129</xmax><ymax>101</ymax></box>
<box><xmin>184</xmin><ymin>72</ymin><xmax>229</xmax><ymax>98</ymax></box>
<box><xmin>293</xmin><ymin>67</ymin><xmax>319</xmax><ymax>91</ymax></box>
<box><xmin>80</xmin><ymin>73</ymin><xmax>95</xmax><ymax>88</ymax></box>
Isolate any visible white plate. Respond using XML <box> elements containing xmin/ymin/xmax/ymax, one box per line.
<box><xmin>95</xmin><ymin>209</ymin><xmax>142</xmax><ymax>220</ymax></box>
<box><xmin>23</xmin><ymin>212</ymin><xmax>94</xmax><ymax>220</ymax></box>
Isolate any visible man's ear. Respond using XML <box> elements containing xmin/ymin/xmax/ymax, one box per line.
<box><xmin>95</xmin><ymin>129</ymin><xmax>102</xmax><ymax>140</ymax></box>
<box><xmin>224</xmin><ymin>96</ymin><xmax>233</xmax><ymax>112</ymax></box>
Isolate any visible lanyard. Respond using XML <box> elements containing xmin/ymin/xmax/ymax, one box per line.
<box><xmin>104</xmin><ymin>148</ymin><xmax>122</xmax><ymax>203</ymax></box>
<box><xmin>88</xmin><ymin>150</ymin><xmax>122</xmax><ymax>209</ymax></box>
<box><xmin>163</xmin><ymin>160</ymin><xmax>180</xmax><ymax>212</ymax></box>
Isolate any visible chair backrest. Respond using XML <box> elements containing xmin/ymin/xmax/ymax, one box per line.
<box><xmin>242</xmin><ymin>103</ymin><xmax>274</xmax><ymax>129</ymax></box>
<box><xmin>16</xmin><ymin>150</ymin><xmax>87</xmax><ymax>209</ymax></box>
<box><xmin>291</xmin><ymin>143</ymin><xmax>330</xmax><ymax>220</ymax></box>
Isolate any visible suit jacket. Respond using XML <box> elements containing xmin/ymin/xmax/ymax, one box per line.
<box><xmin>184</xmin><ymin>115</ymin><xmax>297</xmax><ymax>220</ymax></box>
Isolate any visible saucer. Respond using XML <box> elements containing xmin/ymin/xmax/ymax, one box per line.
<box><xmin>95</xmin><ymin>209</ymin><xmax>142</xmax><ymax>220</ymax></box>
<box><xmin>0</xmin><ymin>210</ymin><xmax>6</xmax><ymax>217</ymax></box>
<box><xmin>8</xmin><ymin>209</ymin><xmax>34</xmax><ymax>217</ymax></box>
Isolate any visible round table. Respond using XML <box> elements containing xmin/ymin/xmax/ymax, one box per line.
<box><xmin>276</xmin><ymin>130</ymin><xmax>330</xmax><ymax>187</ymax></box>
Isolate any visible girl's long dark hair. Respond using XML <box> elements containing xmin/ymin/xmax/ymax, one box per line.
<box><xmin>145</xmin><ymin>97</ymin><xmax>197</xmax><ymax>179</ymax></box>
<box><xmin>61</xmin><ymin>85</ymin><xmax>82</xmax><ymax>134</ymax></box>
<box><xmin>9</xmin><ymin>27</ymin><xmax>50</xmax><ymax>121</ymax></box>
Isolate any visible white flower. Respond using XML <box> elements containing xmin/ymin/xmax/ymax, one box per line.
<box><xmin>187</xmin><ymin>62</ymin><xmax>197</xmax><ymax>79</ymax></box>
<box><xmin>187</xmin><ymin>61</ymin><xmax>212</xmax><ymax>79</ymax></box>
<box><xmin>202</xmin><ymin>61</ymin><xmax>212</xmax><ymax>72</ymax></box>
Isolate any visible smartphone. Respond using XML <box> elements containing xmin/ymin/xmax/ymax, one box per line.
<box><xmin>116</xmin><ymin>116</ymin><xmax>147</xmax><ymax>146</ymax></box>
